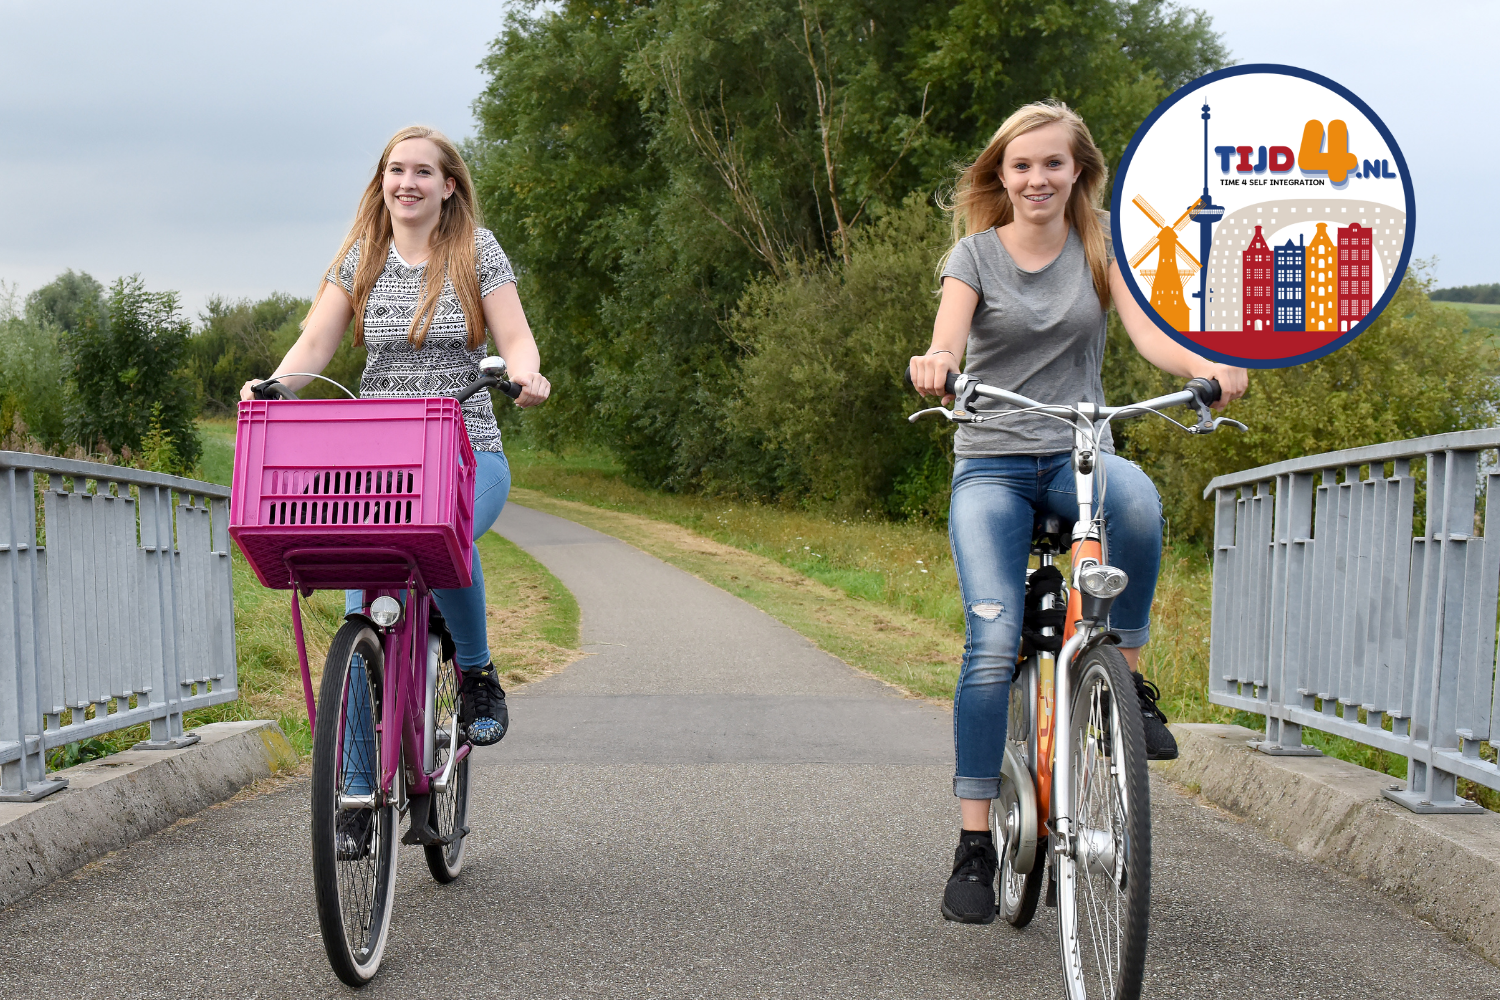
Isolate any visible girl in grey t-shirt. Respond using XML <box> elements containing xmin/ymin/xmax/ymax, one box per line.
<box><xmin>243</xmin><ymin>126</ymin><xmax>551</xmax><ymax>760</ymax></box>
<box><xmin>908</xmin><ymin>101</ymin><xmax>1245</xmax><ymax>924</ymax></box>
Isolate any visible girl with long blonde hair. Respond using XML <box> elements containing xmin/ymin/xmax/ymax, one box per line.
<box><xmin>908</xmin><ymin>102</ymin><xmax>1246</xmax><ymax>923</ymax></box>
<box><xmin>244</xmin><ymin>125</ymin><xmax>550</xmax><ymax>767</ymax></box>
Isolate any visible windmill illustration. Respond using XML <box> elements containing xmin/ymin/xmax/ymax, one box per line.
<box><xmin>1129</xmin><ymin>196</ymin><xmax>1203</xmax><ymax>332</ymax></box>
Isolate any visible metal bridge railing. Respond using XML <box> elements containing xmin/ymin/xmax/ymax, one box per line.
<box><xmin>1205</xmin><ymin>428</ymin><xmax>1500</xmax><ymax>814</ymax></box>
<box><xmin>0</xmin><ymin>452</ymin><xmax>236</xmax><ymax>802</ymax></box>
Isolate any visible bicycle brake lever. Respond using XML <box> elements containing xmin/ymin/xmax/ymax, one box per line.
<box><xmin>1188</xmin><ymin>408</ymin><xmax>1248</xmax><ymax>434</ymax></box>
<box><xmin>907</xmin><ymin>405</ymin><xmax>974</xmax><ymax>424</ymax></box>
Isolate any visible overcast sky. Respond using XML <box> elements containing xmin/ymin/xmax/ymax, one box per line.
<box><xmin>1</xmin><ymin>0</ymin><xmax>1494</xmax><ymax>322</ymax></box>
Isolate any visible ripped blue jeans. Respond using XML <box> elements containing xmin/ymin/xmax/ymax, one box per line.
<box><xmin>949</xmin><ymin>453</ymin><xmax>1163</xmax><ymax>800</ymax></box>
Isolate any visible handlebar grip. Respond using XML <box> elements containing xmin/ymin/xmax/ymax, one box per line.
<box><xmin>1185</xmin><ymin>377</ymin><xmax>1221</xmax><ymax>407</ymax></box>
<box><xmin>498</xmin><ymin>380</ymin><xmax>522</xmax><ymax>400</ymax></box>
<box><xmin>251</xmin><ymin>379</ymin><xmax>298</xmax><ymax>401</ymax></box>
<box><xmin>903</xmin><ymin>367</ymin><xmax>961</xmax><ymax>395</ymax></box>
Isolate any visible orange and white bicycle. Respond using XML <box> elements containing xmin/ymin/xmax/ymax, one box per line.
<box><xmin>908</xmin><ymin>371</ymin><xmax>1241</xmax><ymax>1000</ymax></box>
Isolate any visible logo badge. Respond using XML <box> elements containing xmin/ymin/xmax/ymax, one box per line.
<box><xmin>1111</xmin><ymin>64</ymin><xmax>1415</xmax><ymax>369</ymax></box>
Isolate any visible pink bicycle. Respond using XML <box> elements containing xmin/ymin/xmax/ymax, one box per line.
<box><xmin>230</xmin><ymin>358</ymin><xmax>519</xmax><ymax>986</ymax></box>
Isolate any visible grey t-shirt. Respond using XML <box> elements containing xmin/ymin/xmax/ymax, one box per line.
<box><xmin>941</xmin><ymin>222</ymin><xmax>1113</xmax><ymax>458</ymax></box>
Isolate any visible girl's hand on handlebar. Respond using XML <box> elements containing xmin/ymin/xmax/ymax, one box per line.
<box><xmin>909</xmin><ymin>352</ymin><xmax>960</xmax><ymax>405</ymax></box>
<box><xmin>1198</xmin><ymin>364</ymin><xmax>1247</xmax><ymax>410</ymax></box>
<box><xmin>241</xmin><ymin>378</ymin><xmax>266</xmax><ymax>401</ymax></box>
<box><xmin>509</xmin><ymin>371</ymin><xmax>551</xmax><ymax>408</ymax></box>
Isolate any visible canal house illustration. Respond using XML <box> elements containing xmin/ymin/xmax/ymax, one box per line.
<box><xmin>1241</xmin><ymin>225</ymin><xmax>1273</xmax><ymax>333</ymax></box>
<box><xmin>1275</xmin><ymin>234</ymin><xmax>1305</xmax><ymax>331</ymax></box>
<box><xmin>1305</xmin><ymin>222</ymin><xmax>1338</xmax><ymax>332</ymax></box>
<box><xmin>1338</xmin><ymin>222</ymin><xmax>1373</xmax><ymax>331</ymax></box>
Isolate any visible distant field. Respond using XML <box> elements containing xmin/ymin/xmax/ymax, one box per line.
<box><xmin>1438</xmin><ymin>300</ymin><xmax>1500</xmax><ymax>313</ymax></box>
<box><xmin>1437</xmin><ymin>300</ymin><xmax>1500</xmax><ymax>330</ymax></box>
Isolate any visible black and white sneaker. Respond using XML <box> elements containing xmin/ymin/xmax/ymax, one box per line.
<box><xmin>460</xmin><ymin>665</ymin><xmax>509</xmax><ymax>747</ymax></box>
<box><xmin>941</xmin><ymin>832</ymin><xmax>998</xmax><ymax>924</ymax></box>
<box><xmin>1132</xmin><ymin>671</ymin><xmax>1179</xmax><ymax>761</ymax></box>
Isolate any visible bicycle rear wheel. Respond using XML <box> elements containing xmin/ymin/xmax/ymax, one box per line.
<box><xmin>311</xmin><ymin>621</ymin><xmax>399</xmax><ymax>987</ymax></box>
<box><xmin>1056</xmin><ymin>645</ymin><xmax>1150</xmax><ymax>1000</ymax></box>
<box><xmin>425</xmin><ymin>644</ymin><xmax>471</xmax><ymax>882</ymax></box>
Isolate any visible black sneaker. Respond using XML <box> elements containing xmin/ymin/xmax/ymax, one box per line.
<box><xmin>941</xmin><ymin>832</ymin><xmax>998</xmax><ymax>924</ymax></box>
<box><xmin>336</xmin><ymin>809</ymin><xmax>375</xmax><ymax>860</ymax></box>
<box><xmin>1132</xmin><ymin>671</ymin><xmax>1178</xmax><ymax>761</ymax></box>
<box><xmin>460</xmin><ymin>665</ymin><xmax>509</xmax><ymax>747</ymax></box>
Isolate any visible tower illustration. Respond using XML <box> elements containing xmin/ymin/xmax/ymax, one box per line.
<box><xmin>1191</xmin><ymin>102</ymin><xmax>1225</xmax><ymax>332</ymax></box>
<box><xmin>1129</xmin><ymin>196</ymin><xmax>1202</xmax><ymax>331</ymax></box>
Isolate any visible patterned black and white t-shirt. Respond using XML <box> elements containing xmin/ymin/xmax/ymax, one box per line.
<box><xmin>328</xmin><ymin>228</ymin><xmax>516</xmax><ymax>452</ymax></box>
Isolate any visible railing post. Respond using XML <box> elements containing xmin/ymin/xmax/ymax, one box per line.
<box><xmin>1255</xmin><ymin>471</ymin><xmax>1320</xmax><ymax>755</ymax></box>
<box><xmin>135</xmin><ymin>485</ymin><xmax>199</xmax><ymax>750</ymax></box>
<box><xmin>1385</xmin><ymin>448</ymin><xmax>1483</xmax><ymax>813</ymax></box>
<box><xmin>0</xmin><ymin>467</ymin><xmax>67</xmax><ymax>801</ymax></box>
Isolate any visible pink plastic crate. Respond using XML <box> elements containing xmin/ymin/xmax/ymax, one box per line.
<box><xmin>230</xmin><ymin>397</ymin><xmax>476</xmax><ymax>591</ymax></box>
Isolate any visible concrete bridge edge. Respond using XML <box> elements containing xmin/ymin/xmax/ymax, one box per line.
<box><xmin>1160</xmin><ymin>723</ymin><xmax>1500</xmax><ymax>967</ymax></box>
<box><xmin>0</xmin><ymin>720</ymin><xmax>297</xmax><ymax>908</ymax></box>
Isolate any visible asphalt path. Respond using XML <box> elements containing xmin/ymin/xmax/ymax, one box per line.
<box><xmin>1</xmin><ymin>503</ymin><xmax>1495</xmax><ymax>998</ymax></box>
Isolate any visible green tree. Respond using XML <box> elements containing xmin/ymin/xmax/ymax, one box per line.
<box><xmin>0</xmin><ymin>283</ymin><xmax>70</xmax><ymax>449</ymax></box>
<box><xmin>470</xmin><ymin>0</ymin><xmax>1230</xmax><ymax>493</ymax></box>
<box><xmin>726</xmin><ymin>197</ymin><xmax>954</xmax><ymax>514</ymax></box>
<box><xmin>65</xmin><ymin>276</ymin><xmax>201</xmax><ymax>472</ymax></box>
<box><xmin>26</xmin><ymin>269</ymin><xmax>104</xmax><ymax>335</ymax></box>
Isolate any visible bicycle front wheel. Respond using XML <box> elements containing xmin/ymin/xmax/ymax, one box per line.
<box><xmin>425</xmin><ymin>646</ymin><xmax>471</xmax><ymax>883</ymax></box>
<box><xmin>311</xmin><ymin>621</ymin><xmax>399</xmax><ymax>987</ymax></box>
<box><xmin>1056</xmin><ymin>645</ymin><xmax>1151</xmax><ymax>1000</ymax></box>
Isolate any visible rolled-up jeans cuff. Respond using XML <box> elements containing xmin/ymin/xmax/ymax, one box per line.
<box><xmin>953</xmin><ymin>775</ymin><xmax>1001</xmax><ymax>800</ymax></box>
<box><xmin>1112</xmin><ymin>624</ymin><xmax>1150</xmax><ymax>649</ymax></box>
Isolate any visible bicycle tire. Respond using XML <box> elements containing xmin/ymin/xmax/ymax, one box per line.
<box><xmin>311</xmin><ymin>621</ymin><xmax>399</xmax><ymax>987</ymax></box>
<box><xmin>1056</xmin><ymin>645</ymin><xmax>1151</xmax><ymax>1000</ymax></box>
<box><xmin>424</xmin><ymin>650</ymin><xmax>470</xmax><ymax>883</ymax></box>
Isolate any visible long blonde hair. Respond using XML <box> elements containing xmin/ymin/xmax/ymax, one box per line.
<box><xmin>946</xmin><ymin>101</ymin><xmax>1110</xmax><ymax>309</ymax></box>
<box><xmin>314</xmin><ymin>125</ymin><xmax>486</xmax><ymax>349</ymax></box>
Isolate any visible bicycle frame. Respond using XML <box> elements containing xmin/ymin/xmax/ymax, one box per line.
<box><xmin>284</xmin><ymin>549</ymin><xmax>468</xmax><ymax>806</ymax></box>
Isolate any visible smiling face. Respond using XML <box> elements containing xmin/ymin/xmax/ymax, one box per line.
<box><xmin>998</xmin><ymin>122</ymin><xmax>1081</xmax><ymax>228</ymax></box>
<box><xmin>382</xmin><ymin>137</ymin><xmax>456</xmax><ymax>232</ymax></box>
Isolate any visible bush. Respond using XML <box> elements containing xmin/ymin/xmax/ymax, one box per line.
<box><xmin>725</xmin><ymin>199</ymin><xmax>953</xmax><ymax>516</ymax></box>
<box><xmin>1106</xmin><ymin>268</ymin><xmax>1500</xmax><ymax>545</ymax></box>
<box><xmin>64</xmin><ymin>276</ymin><xmax>201</xmax><ymax>474</ymax></box>
<box><xmin>186</xmin><ymin>293</ymin><xmax>366</xmax><ymax>411</ymax></box>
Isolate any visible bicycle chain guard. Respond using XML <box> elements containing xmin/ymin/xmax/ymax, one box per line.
<box><xmin>997</xmin><ymin>744</ymin><xmax>1039</xmax><ymax>875</ymax></box>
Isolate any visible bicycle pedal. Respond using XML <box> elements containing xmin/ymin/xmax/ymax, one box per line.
<box><xmin>1045</xmin><ymin>865</ymin><xmax>1058</xmax><ymax>908</ymax></box>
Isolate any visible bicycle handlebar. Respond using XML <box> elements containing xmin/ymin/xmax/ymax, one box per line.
<box><xmin>250</xmin><ymin>360</ymin><xmax>525</xmax><ymax>404</ymax></box>
<box><xmin>903</xmin><ymin>365</ymin><xmax>1240</xmax><ymax>435</ymax></box>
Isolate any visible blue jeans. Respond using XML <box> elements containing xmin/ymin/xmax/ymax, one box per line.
<box><xmin>948</xmin><ymin>453</ymin><xmax>1162</xmax><ymax>801</ymax></box>
<box><xmin>341</xmin><ymin>450</ymin><xmax>510</xmax><ymax>796</ymax></box>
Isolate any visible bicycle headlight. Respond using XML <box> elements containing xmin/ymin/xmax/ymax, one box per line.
<box><xmin>370</xmin><ymin>595</ymin><xmax>402</xmax><ymax>628</ymax></box>
<box><xmin>1079</xmin><ymin>563</ymin><xmax>1129</xmax><ymax>600</ymax></box>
